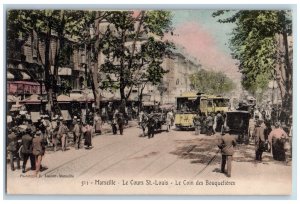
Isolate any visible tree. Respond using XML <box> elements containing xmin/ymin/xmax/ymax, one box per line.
<box><xmin>99</xmin><ymin>11</ymin><xmax>174</xmax><ymax>102</ymax></box>
<box><xmin>212</xmin><ymin>10</ymin><xmax>292</xmax><ymax>113</ymax></box>
<box><xmin>189</xmin><ymin>69</ymin><xmax>235</xmax><ymax>95</ymax></box>
<box><xmin>7</xmin><ymin>10</ymin><xmax>94</xmax><ymax>114</ymax></box>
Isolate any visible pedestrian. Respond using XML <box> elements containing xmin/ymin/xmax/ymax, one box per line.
<box><xmin>51</xmin><ymin>117</ymin><xmax>59</xmax><ymax>152</ymax></box>
<box><xmin>268</xmin><ymin>122</ymin><xmax>288</xmax><ymax>161</ymax></box>
<box><xmin>166</xmin><ymin>109</ymin><xmax>174</xmax><ymax>132</ymax></box>
<box><xmin>254</xmin><ymin>107</ymin><xmax>262</xmax><ymax>121</ymax></box>
<box><xmin>21</xmin><ymin>128</ymin><xmax>35</xmax><ymax>173</ymax></box>
<box><xmin>7</xmin><ymin>129</ymin><xmax>20</xmax><ymax>171</ymax></box>
<box><xmin>114</xmin><ymin>109</ymin><xmax>124</xmax><ymax>135</ymax></box>
<box><xmin>73</xmin><ymin>119</ymin><xmax>82</xmax><ymax>149</ymax></box>
<box><xmin>58</xmin><ymin>120</ymin><xmax>69</xmax><ymax>151</ymax></box>
<box><xmin>215</xmin><ymin>111</ymin><xmax>224</xmax><ymax>133</ymax></box>
<box><xmin>206</xmin><ymin>113</ymin><xmax>214</xmax><ymax>136</ymax></box>
<box><xmin>82</xmin><ymin>122</ymin><xmax>93</xmax><ymax>149</ymax></box>
<box><xmin>253</xmin><ymin>120</ymin><xmax>266</xmax><ymax>161</ymax></box>
<box><xmin>139</xmin><ymin>111</ymin><xmax>148</xmax><ymax>137</ymax></box>
<box><xmin>32</xmin><ymin>130</ymin><xmax>47</xmax><ymax>177</ymax></box>
<box><xmin>147</xmin><ymin>113</ymin><xmax>156</xmax><ymax>139</ymax></box>
<box><xmin>111</xmin><ymin>109</ymin><xmax>118</xmax><ymax>135</ymax></box>
<box><xmin>217</xmin><ymin>126</ymin><xmax>237</xmax><ymax>177</ymax></box>
<box><xmin>200</xmin><ymin>113</ymin><xmax>207</xmax><ymax>134</ymax></box>
<box><xmin>94</xmin><ymin>114</ymin><xmax>102</xmax><ymax>135</ymax></box>
<box><xmin>271</xmin><ymin>107</ymin><xmax>277</xmax><ymax>125</ymax></box>
<box><xmin>193</xmin><ymin>112</ymin><xmax>201</xmax><ymax>135</ymax></box>
<box><xmin>43</xmin><ymin>115</ymin><xmax>51</xmax><ymax>145</ymax></box>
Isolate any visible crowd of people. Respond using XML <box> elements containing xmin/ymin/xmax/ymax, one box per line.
<box><xmin>138</xmin><ymin>109</ymin><xmax>175</xmax><ymax>139</ymax></box>
<box><xmin>216</xmin><ymin>105</ymin><xmax>292</xmax><ymax>178</ymax></box>
<box><xmin>6</xmin><ymin>110</ymin><xmax>103</xmax><ymax>176</ymax></box>
<box><xmin>192</xmin><ymin>111</ymin><xmax>226</xmax><ymax>136</ymax></box>
<box><xmin>6</xmin><ymin>102</ymin><xmax>292</xmax><ymax>179</ymax></box>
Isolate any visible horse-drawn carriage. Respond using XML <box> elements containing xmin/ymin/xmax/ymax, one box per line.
<box><xmin>223</xmin><ymin>110</ymin><xmax>251</xmax><ymax>144</ymax></box>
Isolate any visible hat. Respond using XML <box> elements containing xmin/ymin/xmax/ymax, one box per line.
<box><xmin>36</xmin><ymin>130</ymin><xmax>42</xmax><ymax>136</ymax></box>
<box><xmin>77</xmin><ymin>119</ymin><xmax>81</xmax><ymax>122</ymax></box>
<box><xmin>25</xmin><ymin>127</ymin><xmax>32</xmax><ymax>133</ymax></box>
<box><xmin>59</xmin><ymin>116</ymin><xmax>64</xmax><ymax>120</ymax></box>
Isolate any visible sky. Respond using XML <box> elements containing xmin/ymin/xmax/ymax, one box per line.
<box><xmin>166</xmin><ymin>10</ymin><xmax>242</xmax><ymax>89</ymax></box>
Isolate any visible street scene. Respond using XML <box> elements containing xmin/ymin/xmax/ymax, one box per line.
<box><xmin>5</xmin><ymin>10</ymin><xmax>293</xmax><ymax>195</ymax></box>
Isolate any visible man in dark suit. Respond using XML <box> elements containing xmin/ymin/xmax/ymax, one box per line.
<box><xmin>147</xmin><ymin>113</ymin><xmax>156</xmax><ymax>139</ymax></box>
<box><xmin>218</xmin><ymin>126</ymin><xmax>237</xmax><ymax>177</ymax></box>
<box><xmin>253</xmin><ymin>120</ymin><xmax>266</xmax><ymax>161</ymax></box>
<box><xmin>21</xmin><ymin>128</ymin><xmax>35</xmax><ymax>173</ymax></box>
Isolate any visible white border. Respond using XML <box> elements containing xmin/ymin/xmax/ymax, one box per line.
<box><xmin>0</xmin><ymin>0</ymin><xmax>299</xmax><ymax>202</ymax></box>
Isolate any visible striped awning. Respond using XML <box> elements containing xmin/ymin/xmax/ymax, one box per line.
<box><xmin>7</xmin><ymin>71</ymin><xmax>14</xmax><ymax>79</ymax></box>
<box><xmin>20</xmin><ymin>71</ymin><xmax>31</xmax><ymax>80</ymax></box>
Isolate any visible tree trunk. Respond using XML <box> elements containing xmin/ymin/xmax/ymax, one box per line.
<box><xmin>139</xmin><ymin>83</ymin><xmax>146</xmax><ymax>112</ymax></box>
<box><xmin>91</xmin><ymin>11</ymin><xmax>102</xmax><ymax>112</ymax></box>
<box><xmin>275</xmin><ymin>32</ymin><xmax>292</xmax><ymax>116</ymax></box>
<box><xmin>44</xmin><ymin>26</ymin><xmax>53</xmax><ymax>115</ymax></box>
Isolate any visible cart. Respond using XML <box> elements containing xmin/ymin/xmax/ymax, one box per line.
<box><xmin>223</xmin><ymin>111</ymin><xmax>251</xmax><ymax>144</ymax></box>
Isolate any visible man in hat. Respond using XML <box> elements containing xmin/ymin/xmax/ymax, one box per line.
<box><xmin>21</xmin><ymin>127</ymin><xmax>35</xmax><ymax>173</ymax></box>
<box><xmin>253</xmin><ymin>120</ymin><xmax>266</xmax><ymax>161</ymax></box>
<box><xmin>32</xmin><ymin>130</ymin><xmax>47</xmax><ymax>177</ymax></box>
<box><xmin>58</xmin><ymin>120</ymin><xmax>69</xmax><ymax>151</ymax></box>
<box><xmin>217</xmin><ymin>126</ymin><xmax>237</xmax><ymax>177</ymax></box>
<box><xmin>73</xmin><ymin>119</ymin><xmax>82</xmax><ymax>149</ymax></box>
<box><xmin>206</xmin><ymin>113</ymin><xmax>214</xmax><ymax>136</ymax></box>
<box><xmin>50</xmin><ymin>116</ymin><xmax>59</xmax><ymax>151</ymax></box>
<box><xmin>7</xmin><ymin>129</ymin><xmax>20</xmax><ymax>171</ymax></box>
<box><xmin>268</xmin><ymin>122</ymin><xmax>288</xmax><ymax>161</ymax></box>
<box><xmin>193</xmin><ymin>112</ymin><xmax>201</xmax><ymax>135</ymax></box>
<box><xmin>114</xmin><ymin>109</ymin><xmax>124</xmax><ymax>135</ymax></box>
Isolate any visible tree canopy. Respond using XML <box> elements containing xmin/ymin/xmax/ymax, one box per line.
<box><xmin>212</xmin><ymin>10</ymin><xmax>292</xmax><ymax>105</ymax></box>
<box><xmin>100</xmin><ymin>11</ymin><xmax>174</xmax><ymax>101</ymax></box>
<box><xmin>190</xmin><ymin>69</ymin><xmax>235</xmax><ymax>95</ymax></box>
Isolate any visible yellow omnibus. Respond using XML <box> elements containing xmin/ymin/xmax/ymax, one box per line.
<box><xmin>174</xmin><ymin>92</ymin><xmax>230</xmax><ymax>129</ymax></box>
<box><xmin>175</xmin><ymin>92</ymin><xmax>200</xmax><ymax>129</ymax></box>
<box><xmin>200</xmin><ymin>94</ymin><xmax>230</xmax><ymax>114</ymax></box>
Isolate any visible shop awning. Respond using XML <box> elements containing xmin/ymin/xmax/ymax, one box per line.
<box><xmin>20</xmin><ymin>71</ymin><xmax>31</xmax><ymax>80</ymax></box>
<box><xmin>20</xmin><ymin>94</ymin><xmax>47</xmax><ymax>104</ymax></box>
<box><xmin>57</xmin><ymin>94</ymin><xmax>72</xmax><ymax>102</ymax></box>
<box><xmin>10</xmin><ymin>104</ymin><xmax>24</xmax><ymax>112</ymax></box>
<box><xmin>7</xmin><ymin>71</ymin><xmax>14</xmax><ymax>79</ymax></box>
<box><xmin>7</xmin><ymin>95</ymin><xmax>19</xmax><ymax>103</ymax></box>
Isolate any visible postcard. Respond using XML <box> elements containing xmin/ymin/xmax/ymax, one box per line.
<box><xmin>5</xmin><ymin>8</ymin><xmax>293</xmax><ymax>195</ymax></box>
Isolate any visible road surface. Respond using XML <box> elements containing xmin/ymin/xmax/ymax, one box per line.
<box><xmin>6</xmin><ymin>124</ymin><xmax>292</xmax><ymax>195</ymax></box>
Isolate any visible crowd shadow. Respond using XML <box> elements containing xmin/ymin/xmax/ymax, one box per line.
<box><xmin>170</xmin><ymin>137</ymin><xmax>291</xmax><ymax>166</ymax></box>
